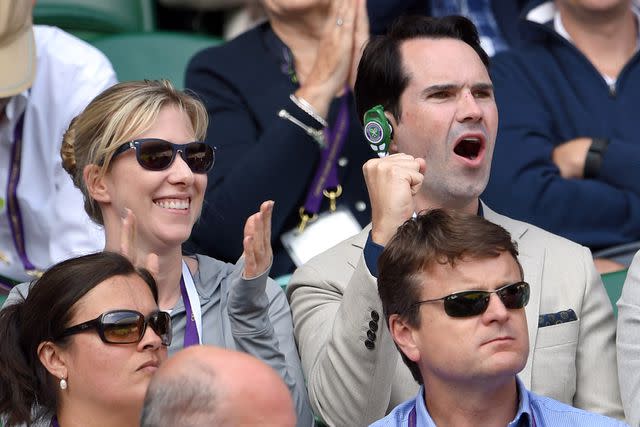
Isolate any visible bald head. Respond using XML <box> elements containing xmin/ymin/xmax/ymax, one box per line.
<box><xmin>141</xmin><ymin>346</ymin><xmax>296</xmax><ymax>427</ymax></box>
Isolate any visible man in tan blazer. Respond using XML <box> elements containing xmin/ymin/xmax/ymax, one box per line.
<box><xmin>287</xmin><ymin>15</ymin><xmax>623</xmax><ymax>426</ymax></box>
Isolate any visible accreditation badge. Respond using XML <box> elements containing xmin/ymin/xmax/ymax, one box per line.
<box><xmin>281</xmin><ymin>206</ymin><xmax>362</xmax><ymax>267</ymax></box>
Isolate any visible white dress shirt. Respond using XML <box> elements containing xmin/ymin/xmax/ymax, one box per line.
<box><xmin>0</xmin><ymin>26</ymin><xmax>117</xmax><ymax>283</ymax></box>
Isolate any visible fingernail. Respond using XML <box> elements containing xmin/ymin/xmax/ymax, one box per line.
<box><xmin>120</xmin><ymin>207</ymin><xmax>131</xmax><ymax>219</ymax></box>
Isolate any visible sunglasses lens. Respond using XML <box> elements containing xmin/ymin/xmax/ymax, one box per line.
<box><xmin>150</xmin><ymin>311</ymin><xmax>173</xmax><ymax>346</ymax></box>
<box><xmin>498</xmin><ymin>282</ymin><xmax>530</xmax><ymax>309</ymax></box>
<box><xmin>138</xmin><ymin>140</ymin><xmax>175</xmax><ymax>171</ymax></box>
<box><xmin>102</xmin><ymin>311</ymin><xmax>144</xmax><ymax>344</ymax></box>
<box><xmin>184</xmin><ymin>143</ymin><xmax>214</xmax><ymax>173</ymax></box>
<box><xmin>440</xmin><ymin>282</ymin><xmax>530</xmax><ymax>318</ymax></box>
<box><xmin>444</xmin><ymin>292</ymin><xmax>490</xmax><ymax>317</ymax></box>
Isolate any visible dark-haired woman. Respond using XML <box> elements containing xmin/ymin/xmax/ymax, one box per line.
<box><xmin>0</xmin><ymin>252</ymin><xmax>170</xmax><ymax>427</ymax></box>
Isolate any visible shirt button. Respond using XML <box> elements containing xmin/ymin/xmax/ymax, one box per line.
<box><xmin>367</xmin><ymin>330</ymin><xmax>376</xmax><ymax>341</ymax></box>
<box><xmin>364</xmin><ymin>339</ymin><xmax>375</xmax><ymax>350</ymax></box>
<box><xmin>338</xmin><ymin>157</ymin><xmax>348</xmax><ymax>167</ymax></box>
<box><xmin>371</xmin><ymin>310</ymin><xmax>380</xmax><ymax>321</ymax></box>
<box><xmin>355</xmin><ymin>201</ymin><xmax>367</xmax><ymax>212</ymax></box>
<box><xmin>369</xmin><ymin>320</ymin><xmax>378</xmax><ymax>332</ymax></box>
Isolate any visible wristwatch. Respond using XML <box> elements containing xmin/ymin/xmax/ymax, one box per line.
<box><xmin>583</xmin><ymin>137</ymin><xmax>609</xmax><ymax>179</ymax></box>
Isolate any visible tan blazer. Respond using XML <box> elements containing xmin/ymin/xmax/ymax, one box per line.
<box><xmin>617</xmin><ymin>251</ymin><xmax>640</xmax><ymax>425</ymax></box>
<box><xmin>288</xmin><ymin>204</ymin><xmax>624</xmax><ymax>426</ymax></box>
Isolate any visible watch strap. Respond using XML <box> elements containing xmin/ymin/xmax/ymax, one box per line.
<box><xmin>584</xmin><ymin>137</ymin><xmax>609</xmax><ymax>178</ymax></box>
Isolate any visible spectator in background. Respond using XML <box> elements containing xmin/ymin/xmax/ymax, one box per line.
<box><xmin>483</xmin><ymin>0</ymin><xmax>640</xmax><ymax>273</ymax></box>
<box><xmin>367</xmin><ymin>0</ymin><xmax>529</xmax><ymax>55</ymax></box>
<box><xmin>0</xmin><ymin>252</ymin><xmax>170</xmax><ymax>427</ymax></box>
<box><xmin>141</xmin><ymin>346</ymin><xmax>296</xmax><ymax>427</ymax></box>
<box><xmin>185</xmin><ymin>0</ymin><xmax>375</xmax><ymax>278</ymax></box>
<box><xmin>373</xmin><ymin>209</ymin><xmax>626</xmax><ymax>427</ymax></box>
<box><xmin>287</xmin><ymin>15</ymin><xmax>623</xmax><ymax>426</ymax></box>
<box><xmin>0</xmin><ymin>0</ymin><xmax>116</xmax><ymax>289</ymax></box>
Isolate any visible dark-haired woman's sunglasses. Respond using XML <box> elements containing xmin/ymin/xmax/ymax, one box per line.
<box><xmin>113</xmin><ymin>138</ymin><xmax>215</xmax><ymax>173</ymax></box>
<box><xmin>56</xmin><ymin>309</ymin><xmax>172</xmax><ymax>346</ymax></box>
<box><xmin>410</xmin><ymin>281</ymin><xmax>530</xmax><ymax>318</ymax></box>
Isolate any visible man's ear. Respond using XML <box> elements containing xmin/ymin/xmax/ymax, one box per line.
<box><xmin>83</xmin><ymin>164</ymin><xmax>110</xmax><ymax>204</ymax></box>
<box><xmin>388</xmin><ymin>314</ymin><xmax>420</xmax><ymax>363</ymax></box>
<box><xmin>384</xmin><ymin>111</ymin><xmax>399</xmax><ymax>154</ymax></box>
<box><xmin>37</xmin><ymin>341</ymin><xmax>69</xmax><ymax>382</ymax></box>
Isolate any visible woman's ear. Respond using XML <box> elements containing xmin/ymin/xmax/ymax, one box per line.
<box><xmin>388</xmin><ymin>314</ymin><xmax>421</xmax><ymax>363</ymax></box>
<box><xmin>37</xmin><ymin>341</ymin><xmax>69</xmax><ymax>381</ymax></box>
<box><xmin>83</xmin><ymin>164</ymin><xmax>110</xmax><ymax>204</ymax></box>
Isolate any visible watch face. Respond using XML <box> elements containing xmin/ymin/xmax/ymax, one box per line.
<box><xmin>365</xmin><ymin>121</ymin><xmax>384</xmax><ymax>144</ymax></box>
<box><xmin>364</xmin><ymin>121</ymin><xmax>389</xmax><ymax>156</ymax></box>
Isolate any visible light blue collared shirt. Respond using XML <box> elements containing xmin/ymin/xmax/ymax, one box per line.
<box><xmin>370</xmin><ymin>378</ymin><xmax>628</xmax><ymax>427</ymax></box>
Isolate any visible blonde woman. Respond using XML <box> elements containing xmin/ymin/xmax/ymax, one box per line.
<box><xmin>7</xmin><ymin>80</ymin><xmax>312</xmax><ymax>425</ymax></box>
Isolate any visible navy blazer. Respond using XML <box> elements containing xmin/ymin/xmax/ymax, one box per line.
<box><xmin>185</xmin><ymin>22</ymin><xmax>375</xmax><ymax>277</ymax></box>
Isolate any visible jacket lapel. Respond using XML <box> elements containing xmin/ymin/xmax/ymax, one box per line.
<box><xmin>482</xmin><ymin>203</ymin><xmax>543</xmax><ymax>389</ymax></box>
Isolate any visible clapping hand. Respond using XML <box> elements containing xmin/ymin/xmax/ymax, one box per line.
<box><xmin>296</xmin><ymin>0</ymin><xmax>370</xmax><ymax>118</ymax></box>
<box><xmin>242</xmin><ymin>201</ymin><xmax>275</xmax><ymax>279</ymax></box>
<box><xmin>118</xmin><ymin>208</ymin><xmax>159</xmax><ymax>277</ymax></box>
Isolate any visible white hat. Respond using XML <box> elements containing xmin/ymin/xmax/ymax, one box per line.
<box><xmin>0</xmin><ymin>0</ymin><xmax>36</xmax><ymax>98</ymax></box>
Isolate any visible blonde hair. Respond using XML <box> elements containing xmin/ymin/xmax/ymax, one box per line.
<box><xmin>61</xmin><ymin>80</ymin><xmax>209</xmax><ymax>225</ymax></box>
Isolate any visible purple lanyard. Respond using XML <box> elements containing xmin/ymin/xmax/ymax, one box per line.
<box><xmin>6</xmin><ymin>112</ymin><xmax>38</xmax><ymax>275</ymax></box>
<box><xmin>408</xmin><ymin>405</ymin><xmax>417</xmax><ymax>427</ymax></box>
<box><xmin>302</xmin><ymin>91</ymin><xmax>350</xmax><ymax>215</ymax></box>
<box><xmin>179</xmin><ymin>275</ymin><xmax>200</xmax><ymax>347</ymax></box>
<box><xmin>51</xmin><ymin>416</ymin><xmax>60</xmax><ymax>427</ymax></box>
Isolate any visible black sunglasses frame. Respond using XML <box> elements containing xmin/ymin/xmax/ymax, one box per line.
<box><xmin>410</xmin><ymin>281</ymin><xmax>530</xmax><ymax>318</ymax></box>
<box><xmin>112</xmin><ymin>138</ymin><xmax>215</xmax><ymax>174</ymax></box>
<box><xmin>56</xmin><ymin>309</ymin><xmax>172</xmax><ymax>346</ymax></box>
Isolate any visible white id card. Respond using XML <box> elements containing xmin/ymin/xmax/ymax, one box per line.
<box><xmin>281</xmin><ymin>207</ymin><xmax>362</xmax><ymax>267</ymax></box>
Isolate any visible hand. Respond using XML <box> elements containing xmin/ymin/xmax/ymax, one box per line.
<box><xmin>242</xmin><ymin>201</ymin><xmax>274</xmax><ymax>279</ymax></box>
<box><xmin>348</xmin><ymin>0</ymin><xmax>370</xmax><ymax>90</ymax></box>
<box><xmin>363</xmin><ymin>154</ymin><xmax>426</xmax><ymax>246</ymax></box>
<box><xmin>118</xmin><ymin>208</ymin><xmax>159</xmax><ymax>277</ymax></box>
<box><xmin>552</xmin><ymin>137</ymin><xmax>591</xmax><ymax>179</ymax></box>
<box><xmin>296</xmin><ymin>0</ymin><xmax>360</xmax><ymax>117</ymax></box>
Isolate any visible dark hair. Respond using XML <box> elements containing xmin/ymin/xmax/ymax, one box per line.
<box><xmin>141</xmin><ymin>359</ymin><xmax>218</xmax><ymax>427</ymax></box>
<box><xmin>377</xmin><ymin>209</ymin><xmax>521</xmax><ymax>384</ymax></box>
<box><xmin>354</xmin><ymin>15</ymin><xmax>490</xmax><ymax>124</ymax></box>
<box><xmin>0</xmin><ymin>252</ymin><xmax>158</xmax><ymax>426</ymax></box>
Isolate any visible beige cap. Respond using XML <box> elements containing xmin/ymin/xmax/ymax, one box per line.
<box><xmin>0</xmin><ymin>0</ymin><xmax>36</xmax><ymax>98</ymax></box>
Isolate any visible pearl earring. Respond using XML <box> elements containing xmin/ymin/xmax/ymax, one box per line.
<box><xmin>60</xmin><ymin>378</ymin><xmax>67</xmax><ymax>390</ymax></box>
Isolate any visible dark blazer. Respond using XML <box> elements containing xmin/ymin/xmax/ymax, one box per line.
<box><xmin>185</xmin><ymin>22</ymin><xmax>375</xmax><ymax>277</ymax></box>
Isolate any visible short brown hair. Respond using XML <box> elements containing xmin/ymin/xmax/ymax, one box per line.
<box><xmin>377</xmin><ymin>209</ymin><xmax>521</xmax><ymax>384</ymax></box>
